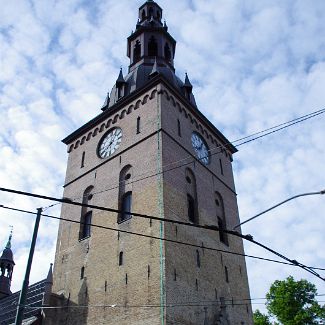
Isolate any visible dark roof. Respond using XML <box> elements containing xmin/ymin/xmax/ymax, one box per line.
<box><xmin>0</xmin><ymin>279</ymin><xmax>46</xmax><ymax>325</ymax></box>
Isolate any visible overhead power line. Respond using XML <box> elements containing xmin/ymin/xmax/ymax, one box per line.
<box><xmin>0</xmin><ymin>187</ymin><xmax>324</xmax><ymax>279</ymax></box>
<box><xmin>46</xmin><ymin>107</ymin><xmax>325</xmax><ymax>209</ymax></box>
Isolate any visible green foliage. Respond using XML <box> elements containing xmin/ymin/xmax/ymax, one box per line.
<box><xmin>266</xmin><ymin>276</ymin><xmax>325</xmax><ymax>325</ymax></box>
<box><xmin>253</xmin><ymin>309</ymin><xmax>272</xmax><ymax>325</ymax></box>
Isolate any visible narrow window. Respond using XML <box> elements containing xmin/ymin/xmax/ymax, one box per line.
<box><xmin>121</xmin><ymin>192</ymin><xmax>132</xmax><ymax>222</ymax></box>
<box><xmin>219</xmin><ymin>158</ymin><xmax>224</xmax><ymax>175</ymax></box>
<box><xmin>81</xmin><ymin>211</ymin><xmax>92</xmax><ymax>239</ymax></box>
<box><xmin>80</xmin><ymin>267</ymin><xmax>85</xmax><ymax>279</ymax></box>
<box><xmin>157</xmin><ymin>10</ymin><xmax>161</xmax><ymax>20</ymax></box>
<box><xmin>148</xmin><ymin>36</ymin><xmax>158</xmax><ymax>56</ymax></box>
<box><xmin>218</xmin><ymin>217</ymin><xmax>227</xmax><ymax>244</ymax></box>
<box><xmin>80</xmin><ymin>186</ymin><xmax>94</xmax><ymax>240</ymax></box>
<box><xmin>195</xmin><ymin>279</ymin><xmax>198</xmax><ymax>291</ymax></box>
<box><xmin>225</xmin><ymin>266</ymin><xmax>229</xmax><ymax>283</ymax></box>
<box><xmin>215</xmin><ymin>289</ymin><xmax>218</xmax><ymax>300</ymax></box>
<box><xmin>149</xmin><ymin>7</ymin><xmax>153</xmax><ymax>17</ymax></box>
<box><xmin>136</xmin><ymin>116</ymin><xmax>141</xmax><ymax>134</ymax></box>
<box><xmin>81</xmin><ymin>151</ymin><xmax>85</xmax><ymax>168</ymax></box>
<box><xmin>125</xmin><ymin>273</ymin><xmax>128</xmax><ymax>285</ymax></box>
<box><xmin>196</xmin><ymin>250</ymin><xmax>201</xmax><ymax>268</ymax></box>
<box><xmin>105</xmin><ymin>281</ymin><xmax>107</xmax><ymax>292</ymax></box>
<box><xmin>177</xmin><ymin>119</ymin><xmax>181</xmax><ymax>137</ymax></box>
<box><xmin>119</xmin><ymin>251</ymin><xmax>123</xmax><ymax>266</ymax></box>
<box><xmin>148</xmin><ymin>265</ymin><xmax>150</xmax><ymax>279</ymax></box>
<box><xmin>164</xmin><ymin>43</ymin><xmax>171</xmax><ymax>62</ymax></box>
<box><xmin>187</xmin><ymin>194</ymin><xmax>195</xmax><ymax>223</ymax></box>
<box><xmin>141</xmin><ymin>9</ymin><xmax>146</xmax><ymax>20</ymax></box>
<box><xmin>215</xmin><ymin>192</ymin><xmax>228</xmax><ymax>245</ymax></box>
<box><xmin>134</xmin><ymin>40</ymin><xmax>141</xmax><ymax>63</ymax></box>
<box><xmin>174</xmin><ymin>268</ymin><xmax>177</xmax><ymax>281</ymax></box>
<box><xmin>117</xmin><ymin>86</ymin><xmax>122</xmax><ymax>99</ymax></box>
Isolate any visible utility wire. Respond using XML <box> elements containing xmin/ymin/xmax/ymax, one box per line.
<box><xmin>0</xmin><ymin>205</ymin><xmax>298</xmax><ymax>267</ymax></box>
<box><xmin>48</xmin><ymin>107</ymin><xmax>325</xmax><ymax>209</ymax></box>
<box><xmin>1</xmin><ymin>201</ymin><xmax>324</xmax><ymax>273</ymax></box>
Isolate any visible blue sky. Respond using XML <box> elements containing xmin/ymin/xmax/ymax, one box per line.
<box><xmin>1</xmin><ymin>0</ymin><xmax>325</xmax><ymax>315</ymax></box>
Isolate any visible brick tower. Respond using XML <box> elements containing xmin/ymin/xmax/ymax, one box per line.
<box><xmin>52</xmin><ymin>1</ymin><xmax>253</xmax><ymax>324</ymax></box>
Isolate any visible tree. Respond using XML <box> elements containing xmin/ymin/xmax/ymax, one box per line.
<box><xmin>266</xmin><ymin>276</ymin><xmax>325</xmax><ymax>325</ymax></box>
<box><xmin>253</xmin><ymin>309</ymin><xmax>272</xmax><ymax>325</ymax></box>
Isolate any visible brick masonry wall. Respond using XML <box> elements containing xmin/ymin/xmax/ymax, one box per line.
<box><xmin>51</xmin><ymin>81</ymin><xmax>253</xmax><ymax>325</ymax></box>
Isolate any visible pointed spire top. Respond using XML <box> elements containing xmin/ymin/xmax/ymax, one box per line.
<box><xmin>184</xmin><ymin>73</ymin><xmax>193</xmax><ymax>91</ymax></box>
<box><xmin>149</xmin><ymin>57</ymin><xmax>160</xmax><ymax>78</ymax></box>
<box><xmin>6</xmin><ymin>226</ymin><xmax>13</xmax><ymax>249</ymax></box>
<box><xmin>46</xmin><ymin>263</ymin><xmax>53</xmax><ymax>284</ymax></box>
<box><xmin>116</xmin><ymin>68</ymin><xmax>125</xmax><ymax>84</ymax></box>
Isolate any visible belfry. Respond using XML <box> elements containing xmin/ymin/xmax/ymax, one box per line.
<box><xmin>52</xmin><ymin>1</ymin><xmax>253</xmax><ymax>324</ymax></box>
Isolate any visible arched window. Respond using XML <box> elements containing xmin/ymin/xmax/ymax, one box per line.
<box><xmin>215</xmin><ymin>192</ymin><xmax>228</xmax><ymax>245</ymax></box>
<box><xmin>164</xmin><ymin>43</ymin><xmax>171</xmax><ymax>62</ymax></box>
<box><xmin>141</xmin><ymin>9</ymin><xmax>146</xmax><ymax>20</ymax></box>
<box><xmin>118</xmin><ymin>165</ymin><xmax>133</xmax><ymax>223</ymax></box>
<box><xmin>149</xmin><ymin>7</ymin><xmax>153</xmax><ymax>17</ymax></box>
<box><xmin>121</xmin><ymin>192</ymin><xmax>132</xmax><ymax>222</ymax></box>
<box><xmin>133</xmin><ymin>40</ymin><xmax>141</xmax><ymax>63</ymax></box>
<box><xmin>80</xmin><ymin>186</ymin><xmax>94</xmax><ymax>240</ymax></box>
<box><xmin>148</xmin><ymin>36</ymin><xmax>158</xmax><ymax>56</ymax></box>
<box><xmin>185</xmin><ymin>168</ymin><xmax>199</xmax><ymax>224</ymax></box>
<box><xmin>157</xmin><ymin>10</ymin><xmax>161</xmax><ymax>20</ymax></box>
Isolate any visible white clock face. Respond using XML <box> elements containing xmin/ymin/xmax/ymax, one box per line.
<box><xmin>191</xmin><ymin>132</ymin><xmax>210</xmax><ymax>165</ymax></box>
<box><xmin>98</xmin><ymin>128</ymin><xmax>122</xmax><ymax>159</ymax></box>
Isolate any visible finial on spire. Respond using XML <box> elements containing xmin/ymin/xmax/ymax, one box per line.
<box><xmin>6</xmin><ymin>226</ymin><xmax>13</xmax><ymax>249</ymax></box>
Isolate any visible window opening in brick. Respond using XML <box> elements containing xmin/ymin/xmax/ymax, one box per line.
<box><xmin>136</xmin><ymin>116</ymin><xmax>141</xmax><ymax>134</ymax></box>
<box><xmin>177</xmin><ymin>119</ymin><xmax>181</xmax><ymax>137</ymax></box>
<box><xmin>174</xmin><ymin>268</ymin><xmax>177</xmax><ymax>281</ymax></box>
<box><xmin>119</xmin><ymin>251</ymin><xmax>123</xmax><ymax>266</ymax></box>
<box><xmin>225</xmin><ymin>266</ymin><xmax>229</xmax><ymax>283</ymax></box>
<box><xmin>220</xmin><ymin>254</ymin><xmax>223</xmax><ymax>266</ymax></box>
<box><xmin>80</xmin><ymin>266</ymin><xmax>85</xmax><ymax>279</ymax></box>
<box><xmin>117</xmin><ymin>231</ymin><xmax>120</xmax><ymax>240</ymax></box>
<box><xmin>80</xmin><ymin>186</ymin><xmax>94</xmax><ymax>240</ymax></box>
<box><xmin>141</xmin><ymin>9</ymin><xmax>145</xmax><ymax>20</ymax></box>
<box><xmin>215</xmin><ymin>192</ymin><xmax>228</xmax><ymax>246</ymax></box>
<box><xmin>134</xmin><ymin>40</ymin><xmax>141</xmax><ymax>63</ymax></box>
<box><xmin>148</xmin><ymin>36</ymin><xmax>158</xmax><ymax>56</ymax></box>
<box><xmin>120</xmin><ymin>191</ymin><xmax>132</xmax><ymax>222</ymax></box>
<box><xmin>215</xmin><ymin>289</ymin><xmax>218</xmax><ymax>300</ymax></box>
<box><xmin>81</xmin><ymin>151</ymin><xmax>85</xmax><ymax>168</ymax></box>
<box><xmin>196</xmin><ymin>250</ymin><xmax>201</xmax><ymax>268</ymax></box>
<box><xmin>125</xmin><ymin>273</ymin><xmax>128</xmax><ymax>285</ymax></box>
<box><xmin>187</xmin><ymin>194</ymin><xmax>195</xmax><ymax>223</ymax></box>
<box><xmin>105</xmin><ymin>281</ymin><xmax>107</xmax><ymax>292</ymax></box>
<box><xmin>164</xmin><ymin>43</ymin><xmax>171</xmax><ymax>62</ymax></box>
<box><xmin>148</xmin><ymin>265</ymin><xmax>150</xmax><ymax>279</ymax></box>
<box><xmin>195</xmin><ymin>279</ymin><xmax>198</xmax><ymax>291</ymax></box>
<box><xmin>246</xmin><ymin>305</ymin><xmax>249</xmax><ymax>314</ymax></box>
<box><xmin>175</xmin><ymin>226</ymin><xmax>178</xmax><ymax>237</ymax></box>
<box><xmin>219</xmin><ymin>158</ymin><xmax>224</xmax><ymax>175</ymax></box>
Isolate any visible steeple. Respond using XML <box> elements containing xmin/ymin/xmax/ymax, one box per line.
<box><xmin>104</xmin><ymin>1</ymin><xmax>197</xmax><ymax>110</ymax></box>
<box><xmin>0</xmin><ymin>230</ymin><xmax>15</xmax><ymax>299</ymax></box>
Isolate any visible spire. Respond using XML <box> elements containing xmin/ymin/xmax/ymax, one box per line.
<box><xmin>5</xmin><ymin>228</ymin><xmax>12</xmax><ymax>249</ymax></box>
<box><xmin>116</xmin><ymin>68</ymin><xmax>126</xmax><ymax>86</ymax></box>
<box><xmin>45</xmin><ymin>263</ymin><xmax>53</xmax><ymax>284</ymax></box>
<box><xmin>101</xmin><ymin>92</ymin><xmax>110</xmax><ymax>111</ymax></box>
<box><xmin>184</xmin><ymin>73</ymin><xmax>193</xmax><ymax>90</ymax></box>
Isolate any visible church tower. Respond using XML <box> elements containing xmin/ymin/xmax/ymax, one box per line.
<box><xmin>0</xmin><ymin>232</ymin><xmax>15</xmax><ymax>299</ymax></box>
<box><xmin>52</xmin><ymin>1</ymin><xmax>253</xmax><ymax>324</ymax></box>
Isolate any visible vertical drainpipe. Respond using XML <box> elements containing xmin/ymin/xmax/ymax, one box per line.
<box><xmin>155</xmin><ymin>85</ymin><xmax>165</xmax><ymax>325</ymax></box>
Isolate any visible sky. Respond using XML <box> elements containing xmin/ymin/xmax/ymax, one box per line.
<box><xmin>1</xmin><ymin>0</ymin><xmax>325</xmax><ymax>316</ymax></box>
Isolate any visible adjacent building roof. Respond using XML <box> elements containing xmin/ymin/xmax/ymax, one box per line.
<box><xmin>0</xmin><ymin>279</ymin><xmax>46</xmax><ymax>325</ymax></box>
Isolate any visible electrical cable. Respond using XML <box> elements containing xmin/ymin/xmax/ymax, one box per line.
<box><xmin>1</xmin><ymin>204</ymin><xmax>324</xmax><ymax>273</ymax></box>
<box><xmin>43</xmin><ymin>107</ymin><xmax>325</xmax><ymax>210</ymax></box>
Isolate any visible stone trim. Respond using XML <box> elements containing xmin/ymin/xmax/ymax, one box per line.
<box><xmin>67</xmin><ymin>89</ymin><xmax>158</xmax><ymax>153</ymax></box>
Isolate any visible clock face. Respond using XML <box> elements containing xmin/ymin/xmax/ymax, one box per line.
<box><xmin>191</xmin><ymin>132</ymin><xmax>210</xmax><ymax>165</ymax></box>
<box><xmin>98</xmin><ymin>128</ymin><xmax>123</xmax><ymax>159</ymax></box>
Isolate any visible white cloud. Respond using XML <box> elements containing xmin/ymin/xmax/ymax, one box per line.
<box><xmin>0</xmin><ymin>0</ymin><xmax>324</xmax><ymax>316</ymax></box>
